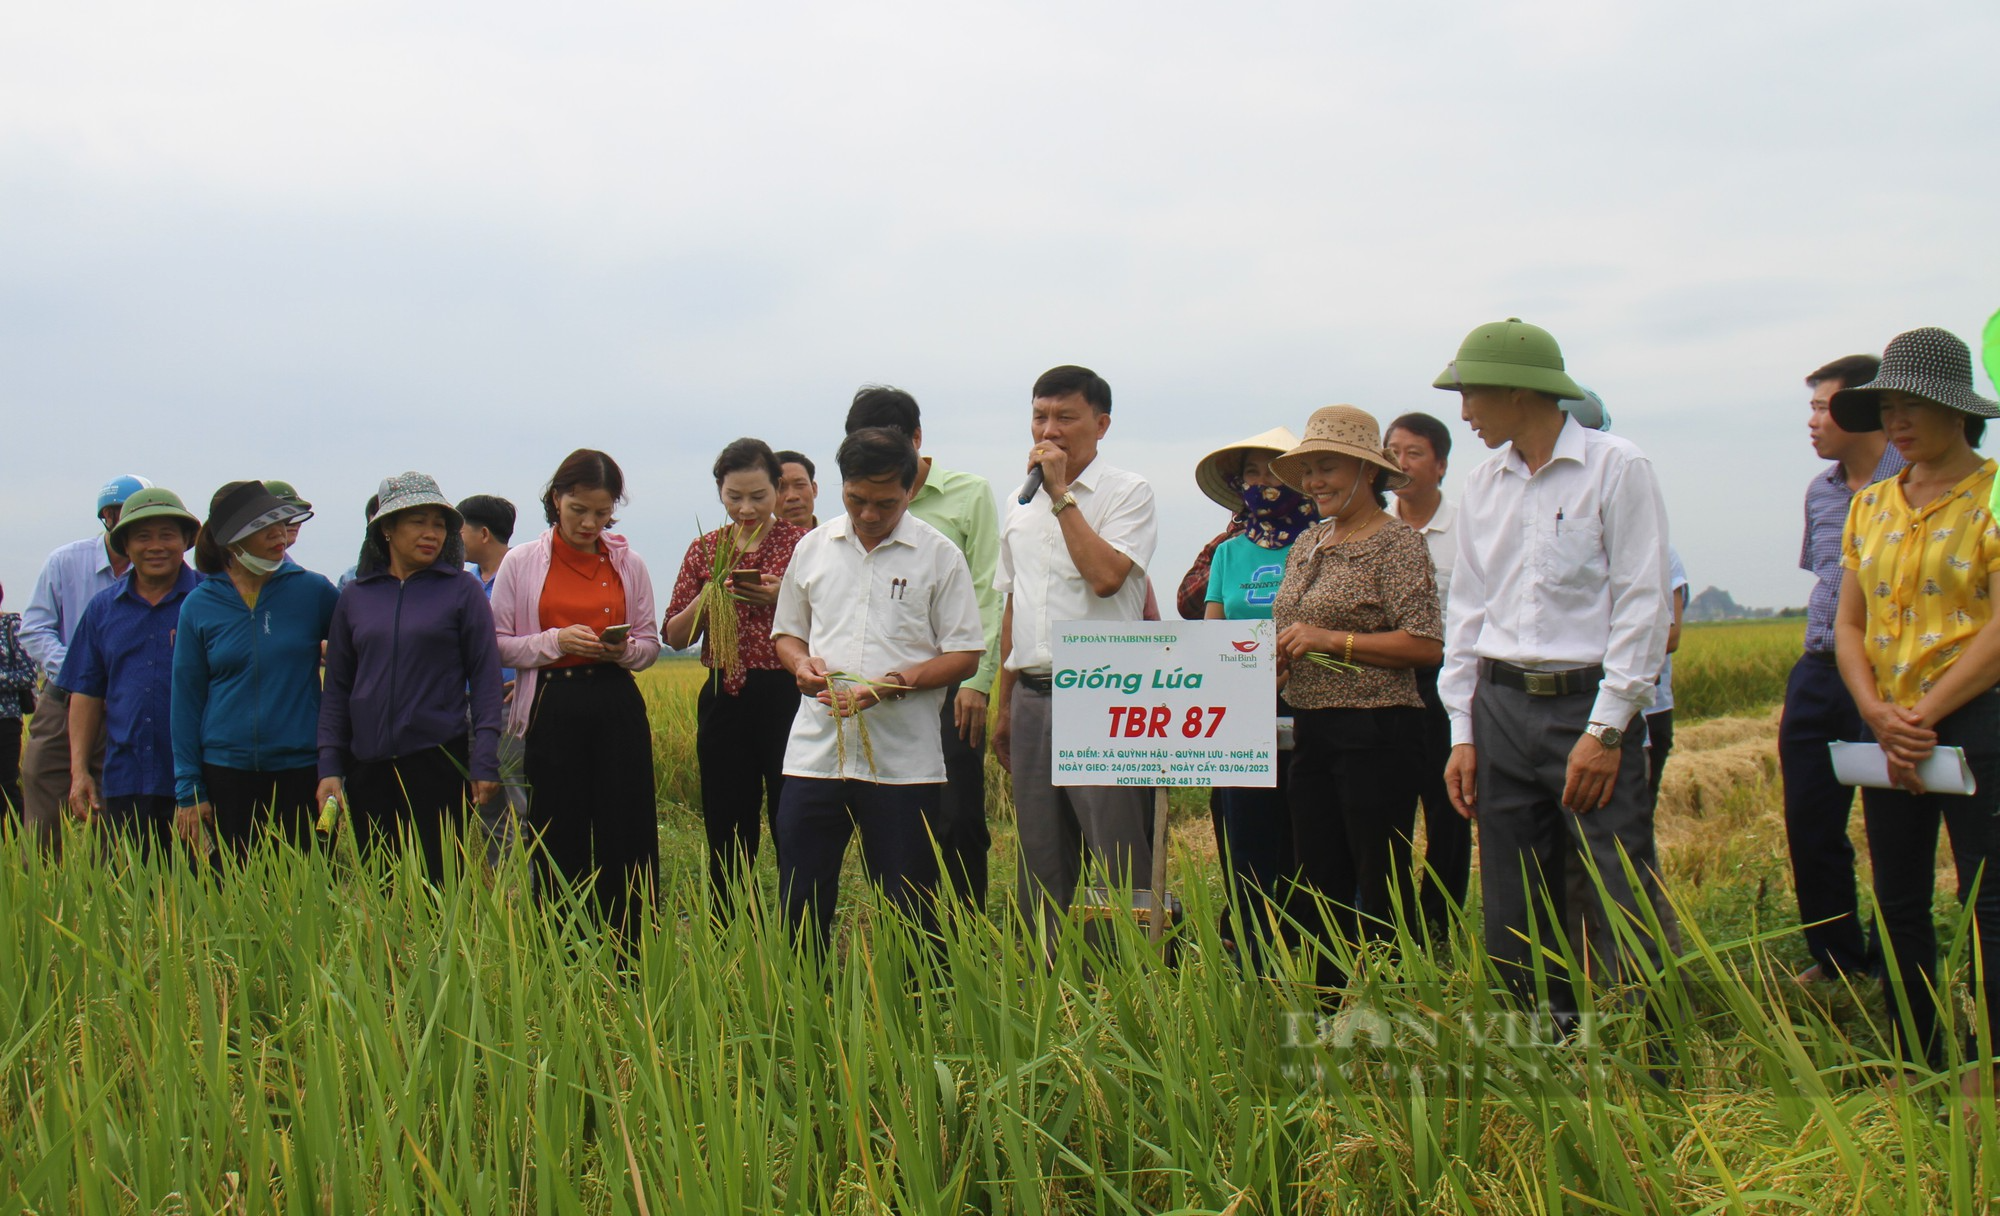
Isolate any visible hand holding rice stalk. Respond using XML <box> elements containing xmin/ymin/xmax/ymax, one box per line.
<box><xmin>1301</xmin><ymin>652</ymin><xmax>1364</xmax><ymax>674</ymax></box>
<box><xmin>820</xmin><ymin>671</ymin><xmax>913</xmax><ymax>777</ymax></box>
<box><xmin>697</xmin><ymin>519</ymin><xmax>766</xmax><ymax>681</ymax></box>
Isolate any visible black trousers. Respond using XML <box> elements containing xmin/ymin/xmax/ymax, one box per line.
<box><xmin>1778</xmin><ymin>652</ymin><xmax>1875</xmax><ymax>974</ymax></box>
<box><xmin>775</xmin><ymin>776</ymin><xmax>943</xmax><ymax>954</ymax></box>
<box><xmin>1644</xmin><ymin>709</ymin><xmax>1675</xmax><ymax>809</ymax></box>
<box><xmin>0</xmin><ymin>717</ymin><xmax>20</xmax><ymax>826</ymax></box>
<box><xmin>1861</xmin><ymin>691</ymin><xmax>2000</xmax><ymax>1072</ymax></box>
<box><xmin>346</xmin><ymin>737</ymin><xmax>471</xmax><ymax>885</ymax></box>
<box><xmin>102</xmin><ymin>794</ymin><xmax>176</xmax><ymax>857</ymax></box>
<box><xmin>935</xmin><ymin>683</ymin><xmax>990</xmax><ymax>909</ymax></box>
<box><xmin>524</xmin><ymin>666</ymin><xmax>658</xmax><ymax>943</ymax></box>
<box><xmin>1287</xmin><ymin>706</ymin><xmax>1424</xmax><ymax>989</ymax></box>
<box><xmin>204</xmin><ymin>765</ymin><xmax>320</xmax><ymax>859</ymax></box>
<box><xmin>1410</xmin><ymin>665</ymin><xmax>1469</xmax><ymax>938</ymax></box>
<box><xmin>697</xmin><ymin>667</ymin><xmax>794</xmax><ymax>908</ymax></box>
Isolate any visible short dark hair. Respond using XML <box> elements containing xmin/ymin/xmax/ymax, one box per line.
<box><xmin>845</xmin><ymin>385</ymin><xmax>921</xmax><ymax>437</ymax></box>
<box><xmin>541</xmin><ymin>449</ymin><xmax>626</xmax><ymax>525</ymax></box>
<box><xmin>1386</xmin><ymin>413</ymin><xmax>1452</xmax><ymax>469</ymax></box>
<box><xmin>837</xmin><ymin>427</ymin><xmax>920</xmax><ymax>489</ymax></box>
<box><xmin>774</xmin><ymin>450</ymin><xmax>816</xmax><ymax>481</ymax></box>
<box><xmin>1806</xmin><ymin>355</ymin><xmax>1881</xmax><ymax>391</ymax></box>
<box><xmin>713</xmin><ymin>438</ymin><xmax>782</xmax><ymax>488</ymax></box>
<box><xmin>1968</xmin><ymin>416</ymin><xmax>1987</xmax><ymax>447</ymax></box>
<box><xmin>1368</xmin><ymin>466</ymin><xmax>1393</xmax><ymax>510</ymax></box>
<box><xmin>194</xmin><ymin>481</ymin><xmax>254</xmax><ymax>575</ymax></box>
<box><xmin>1032</xmin><ymin>365</ymin><xmax>1112</xmax><ymax>414</ymax></box>
<box><xmin>457</xmin><ymin>494</ymin><xmax>516</xmax><ymax>543</ymax></box>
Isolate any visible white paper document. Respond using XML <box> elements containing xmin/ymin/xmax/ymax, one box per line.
<box><xmin>1828</xmin><ymin>742</ymin><xmax>1978</xmax><ymax>794</ymax></box>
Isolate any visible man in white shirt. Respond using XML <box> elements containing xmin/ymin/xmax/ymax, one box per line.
<box><xmin>1385</xmin><ymin>411</ymin><xmax>1465</xmax><ymax>942</ymax></box>
<box><xmin>991</xmin><ymin>365</ymin><xmax>1160</xmax><ymax>942</ymax></box>
<box><xmin>1433</xmin><ymin>319</ymin><xmax>1672</xmax><ymax>1011</ymax></box>
<box><xmin>772</xmin><ymin>427</ymin><xmax>986</xmax><ymax>952</ymax></box>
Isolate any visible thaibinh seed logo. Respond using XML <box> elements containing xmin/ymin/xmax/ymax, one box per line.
<box><xmin>1230</xmin><ymin>640</ymin><xmax>1260</xmax><ymax>653</ymax></box>
<box><xmin>1217</xmin><ymin>622</ymin><xmax>1270</xmax><ymax>667</ymax></box>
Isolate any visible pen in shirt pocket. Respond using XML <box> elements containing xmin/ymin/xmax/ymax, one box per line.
<box><xmin>1556</xmin><ymin>508</ymin><xmax>1564</xmax><ymax>537</ymax></box>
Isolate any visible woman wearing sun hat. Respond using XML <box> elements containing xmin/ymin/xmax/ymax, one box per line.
<box><xmin>171</xmin><ymin>480</ymin><xmax>339</xmax><ymax>857</ymax></box>
<box><xmin>316</xmin><ymin>473</ymin><xmax>507</xmax><ymax>883</ymax></box>
<box><xmin>1270</xmin><ymin>406</ymin><xmax>1444</xmax><ymax>990</ymax></box>
<box><xmin>1192</xmin><ymin>426</ymin><xmax>1310</xmax><ymax>963</ymax></box>
<box><xmin>1830</xmin><ymin>325</ymin><xmax>2000</xmax><ymax>1097</ymax></box>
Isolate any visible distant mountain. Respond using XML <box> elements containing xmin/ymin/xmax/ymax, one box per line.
<box><xmin>1686</xmin><ymin>586</ymin><xmax>1803</xmax><ymax>622</ymax></box>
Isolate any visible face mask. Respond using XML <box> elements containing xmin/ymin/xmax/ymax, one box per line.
<box><xmin>1236</xmin><ymin>481</ymin><xmax>1317</xmax><ymax>549</ymax></box>
<box><xmin>232</xmin><ymin>547</ymin><xmax>284</xmax><ymax>576</ymax></box>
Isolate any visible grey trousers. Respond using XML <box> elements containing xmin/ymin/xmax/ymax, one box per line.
<box><xmin>20</xmin><ymin>682</ymin><xmax>103</xmax><ymax>849</ymax></box>
<box><xmin>1010</xmin><ymin>685</ymin><xmax>1154</xmax><ymax>942</ymax></box>
<box><xmin>1473</xmin><ymin>673</ymin><xmax>1669</xmax><ymax>1010</ymax></box>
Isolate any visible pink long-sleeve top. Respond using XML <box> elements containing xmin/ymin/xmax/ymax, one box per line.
<box><xmin>491</xmin><ymin>528</ymin><xmax>662</xmax><ymax>738</ymax></box>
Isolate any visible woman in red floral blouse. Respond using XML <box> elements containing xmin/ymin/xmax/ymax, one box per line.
<box><xmin>665</xmin><ymin>438</ymin><xmax>807</xmax><ymax>911</ymax></box>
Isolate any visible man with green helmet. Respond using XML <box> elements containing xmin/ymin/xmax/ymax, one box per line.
<box><xmin>1432</xmin><ymin>319</ymin><xmax>1675</xmax><ymax>1018</ymax></box>
<box><xmin>56</xmin><ymin>488</ymin><xmax>204</xmax><ymax>852</ymax></box>
<box><xmin>264</xmin><ymin>480</ymin><xmax>313</xmax><ymax>549</ymax></box>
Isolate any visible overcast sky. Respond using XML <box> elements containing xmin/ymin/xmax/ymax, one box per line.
<box><xmin>3</xmin><ymin>0</ymin><xmax>1995</xmax><ymax>616</ymax></box>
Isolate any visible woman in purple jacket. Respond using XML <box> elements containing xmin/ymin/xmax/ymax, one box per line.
<box><xmin>317</xmin><ymin>473</ymin><xmax>505</xmax><ymax>882</ymax></box>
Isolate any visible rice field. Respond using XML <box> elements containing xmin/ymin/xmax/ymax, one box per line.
<box><xmin>10</xmin><ymin>624</ymin><xmax>1999</xmax><ymax>1213</ymax></box>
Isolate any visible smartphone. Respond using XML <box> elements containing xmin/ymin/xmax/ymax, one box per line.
<box><xmin>730</xmin><ymin>569</ymin><xmax>761</xmax><ymax>583</ymax></box>
<box><xmin>599</xmin><ymin>623</ymin><xmax>633</xmax><ymax>646</ymax></box>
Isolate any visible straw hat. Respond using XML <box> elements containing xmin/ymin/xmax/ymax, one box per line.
<box><xmin>1193</xmin><ymin>427</ymin><xmax>1301</xmax><ymax>511</ymax></box>
<box><xmin>1271</xmin><ymin>406</ymin><xmax>1411</xmax><ymax>493</ymax></box>
<box><xmin>1432</xmin><ymin>318</ymin><xmax>1586</xmax><ymax>401</ymax></box>
<box><xmin>1829</xmin><ymin>327</ymin><xmax>2000</xmax><ymax>433</ymax></box>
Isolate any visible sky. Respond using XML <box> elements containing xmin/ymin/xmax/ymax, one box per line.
<box><xmin>3</xmin><ymin>0</ymin><xmax>1996</xmax><ymax>615</ymax></box>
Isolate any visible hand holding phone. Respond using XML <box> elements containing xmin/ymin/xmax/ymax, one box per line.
<box><xmin>599</xmin><ymin>623</ymin><xmax>633</xmax><ymax>648</ymax></box>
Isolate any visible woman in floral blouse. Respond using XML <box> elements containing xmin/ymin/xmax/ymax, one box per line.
<box><xmin>665</xmin><ymin>438</ymin><xmax>808</xmax><ymax>911</ymax></box>
<box><xmin>1830</xmin><ymin>326</ymin><xmax>2000</xmax><ymax>1108</ymax></box>
<box><xmin>1270</xmin><ymin>405</ymin><xmax>1444</xmax><ymax>992</ymax></box>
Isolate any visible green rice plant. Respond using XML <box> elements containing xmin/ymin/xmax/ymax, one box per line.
<box><xmin>1673</xmin><ymin>618</ymin><xmax>1806</xmax><ymax>720</ymax></box>
<box><xmin>697</xmin><ymin>520</ymin><xmax>765</xmax><ymax>684</ymax></box>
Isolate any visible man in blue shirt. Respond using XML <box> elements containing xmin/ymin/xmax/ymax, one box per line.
<box><xmin>19</xmin><ymin>474</ymin><xmax>149</xmax><ymax>847</ymax></box>
<box><xmin>57</xmin><ymin>489</ymin><xmax>202</xmax><ymax>853</ymax></box>
<box><xmin>1784</xmin><ymin>353</ymin><xmax>1903</xmax><ymax>984</ymax></box>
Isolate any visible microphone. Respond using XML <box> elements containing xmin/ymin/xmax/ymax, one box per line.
<box><xmin>1016</xmin><ymin>465</ymin><xmax>1046</xmax><ymax>505</ymax></box>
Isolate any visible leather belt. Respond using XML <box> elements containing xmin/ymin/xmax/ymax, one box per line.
<box><xmin>1487</xmin><ymin>660</ymin><xmax>1604</xmax><ymax>698</ymax></box>
<box><xmin>1015</xmin><ymin>670</ymin><xmax>1053</xmax><ymax>694</ymax></box>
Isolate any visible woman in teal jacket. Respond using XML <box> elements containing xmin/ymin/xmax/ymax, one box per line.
<box><xmin>172</xmin><ymin>481</ymin><xmax>339</xmax><ymax>857</ymax></box>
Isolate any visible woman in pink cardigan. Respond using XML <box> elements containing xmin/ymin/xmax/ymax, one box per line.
<box><xmin>492</xmin><ymin>449</ymin><xmax>662</xmax><ymax>943</ymax></box>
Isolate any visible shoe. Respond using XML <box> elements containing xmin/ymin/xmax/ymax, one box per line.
<box><xmin>1793</xmin><ymin>963</ymin><xmax>1830</xmax><ymax>987</ymax></box>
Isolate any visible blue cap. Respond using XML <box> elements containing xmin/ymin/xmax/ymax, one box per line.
<box><xmin>96</xmin><ymin>474</ymin><xmax>153</xmax><ymax>517</ymax></box>
<box><xmin>1564</xmin><ymin>385</ymin><xmax>1611</xmax><ymax>432</ymax></box>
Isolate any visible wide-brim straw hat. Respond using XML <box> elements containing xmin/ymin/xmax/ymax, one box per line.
<box><xmin>367</xmin><ymin>472</ymin><xmax>463</xmax><ymax>532</ymax></box>
<box><xmin>1194</xmin><ymin>427</ymin><xmax>1302</xmax><ymax>511</ymax></box>
<box><xmin>1830</xmin><ymin>326</ymin><xmax>2000</xmax><ymax>433</ymax></box>
<box><xmin>1432</xmin><ymin>317</ymin><xmax>1585</xmax><ymax>401</ymax></box>
<box><xmin>1271</xmin><ymin>406</ymin><xmax>1411</xmax><ymax>493</ymax></box>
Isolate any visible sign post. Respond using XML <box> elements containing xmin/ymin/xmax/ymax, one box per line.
<box><xmin>1050</xmin><ymin>619</ymin><xmax>1278</xmax><ymax>942</ymax></box>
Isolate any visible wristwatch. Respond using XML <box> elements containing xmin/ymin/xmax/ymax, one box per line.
<box><xmin>1050</xmin><ymin>491</ymin><xmax>1077</xmax><ymax>516</ymax></box>
<box><xmin>1585</xmin><ymin>722</ymin><xmax>1624</xmax><ymax>749</ymax></box>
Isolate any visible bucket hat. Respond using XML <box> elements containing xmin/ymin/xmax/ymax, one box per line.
<box><xmin>1194</xmin><ymin>427</ymin><xmax>1302</xmax><ymax>511</ymax></box>
<box><xmin>108</xmin><ymin>488</ymin><xmax>200</xmax><ymax>556</ymax></box>
<box><xmin>1432</xmin><ymin>318</ymin><xmax>1585</xmax><ymax>401</ymax></box>
<box><xmin>1271</xmin><ymin>406</ymin><xmax>1411</xmax><ymax>494</ymax></box>
<box><xmin>1829</xmin><ymin>327</ymin><xmax>2000</xmax><ymax>433</ymax></box>
<box><xmin>368</xmin><ymin>472</ymin><xmax>463</xmax><ymax>532</ymax></box>
<box><xmin>208</xmin><ymin>480</ymin><xmax>308</xmax><ymax>548</ymax></box>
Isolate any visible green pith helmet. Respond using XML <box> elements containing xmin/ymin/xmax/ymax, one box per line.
<box><xmin>263</xmin><ymin>479</ymin><xmax>313</xmax><ymax>512</ymax></box>
<box><xmin>109</xmin><ymin>488</ymin><xmax>201</xmax><ymax>556</ymax></box>
<box><xmin>1432</xmin><ymin>318</ymin><xmax>1586</xmax><ymax>400</ymax></box>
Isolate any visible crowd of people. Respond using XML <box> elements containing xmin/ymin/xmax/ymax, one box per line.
<box><xmin>3</xmin><ymin>320</ymin><xmax>1998</xmax><ymax>1097</ymax></box>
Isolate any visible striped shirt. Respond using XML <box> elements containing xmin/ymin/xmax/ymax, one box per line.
<box><xmin>1801</xmin><ymin>448</ymin><xmax>1906</xmax><ymax>653</ymax></box>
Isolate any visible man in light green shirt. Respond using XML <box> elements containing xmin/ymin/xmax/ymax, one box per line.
<box><xmin>845</xmin><ymin>386</ymin><xmax>1003</xmax><ymax>907</ymax></box>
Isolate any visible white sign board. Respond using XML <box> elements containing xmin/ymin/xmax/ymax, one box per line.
<box><xmin>1050</xmin><ymin>619</ymin><xmax>1278</xmax><ymax>787</ymax></box>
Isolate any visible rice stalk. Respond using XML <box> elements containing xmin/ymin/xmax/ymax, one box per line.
<box><xmin>696</xmin><ymin>519</ymin><xmax>764</xmax><ymax>683</ymax></box>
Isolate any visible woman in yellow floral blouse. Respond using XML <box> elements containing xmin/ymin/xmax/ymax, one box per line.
<box><xmin>1832</xmin><ymin>326</ymin><xmax>2000</xmax><ymax>1103</ymax></box>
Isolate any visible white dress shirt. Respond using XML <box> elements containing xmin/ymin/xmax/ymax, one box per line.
<box><xmin>1390</xmin><ymin>493</ymin><xmax>1457</xmax><ymax>611</ymax></box>
<box><xmin>21</xmin><ymin>535</ymin><xmax>119</xmax><ymax>682</ymax></box>
<box><xmin>772</xmin><ymin>511</ymin><xmax>985</xmax><ymax>784</ymax></box>
<box><xmin>996</xmin><ymin>459</ymin><xmax>1158</xmax><ymax>674</ymax></box>
<box><xmin>1440</xmin><ymin>414</ymin><xmax>1671</xmax><ymax>746</ymax></box>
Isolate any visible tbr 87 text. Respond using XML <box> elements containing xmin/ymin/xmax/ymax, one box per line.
<box><xmin>1106</xmin><ymin>706</ymin><xmax>1228</xmax><ymax>738</ymax></box>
